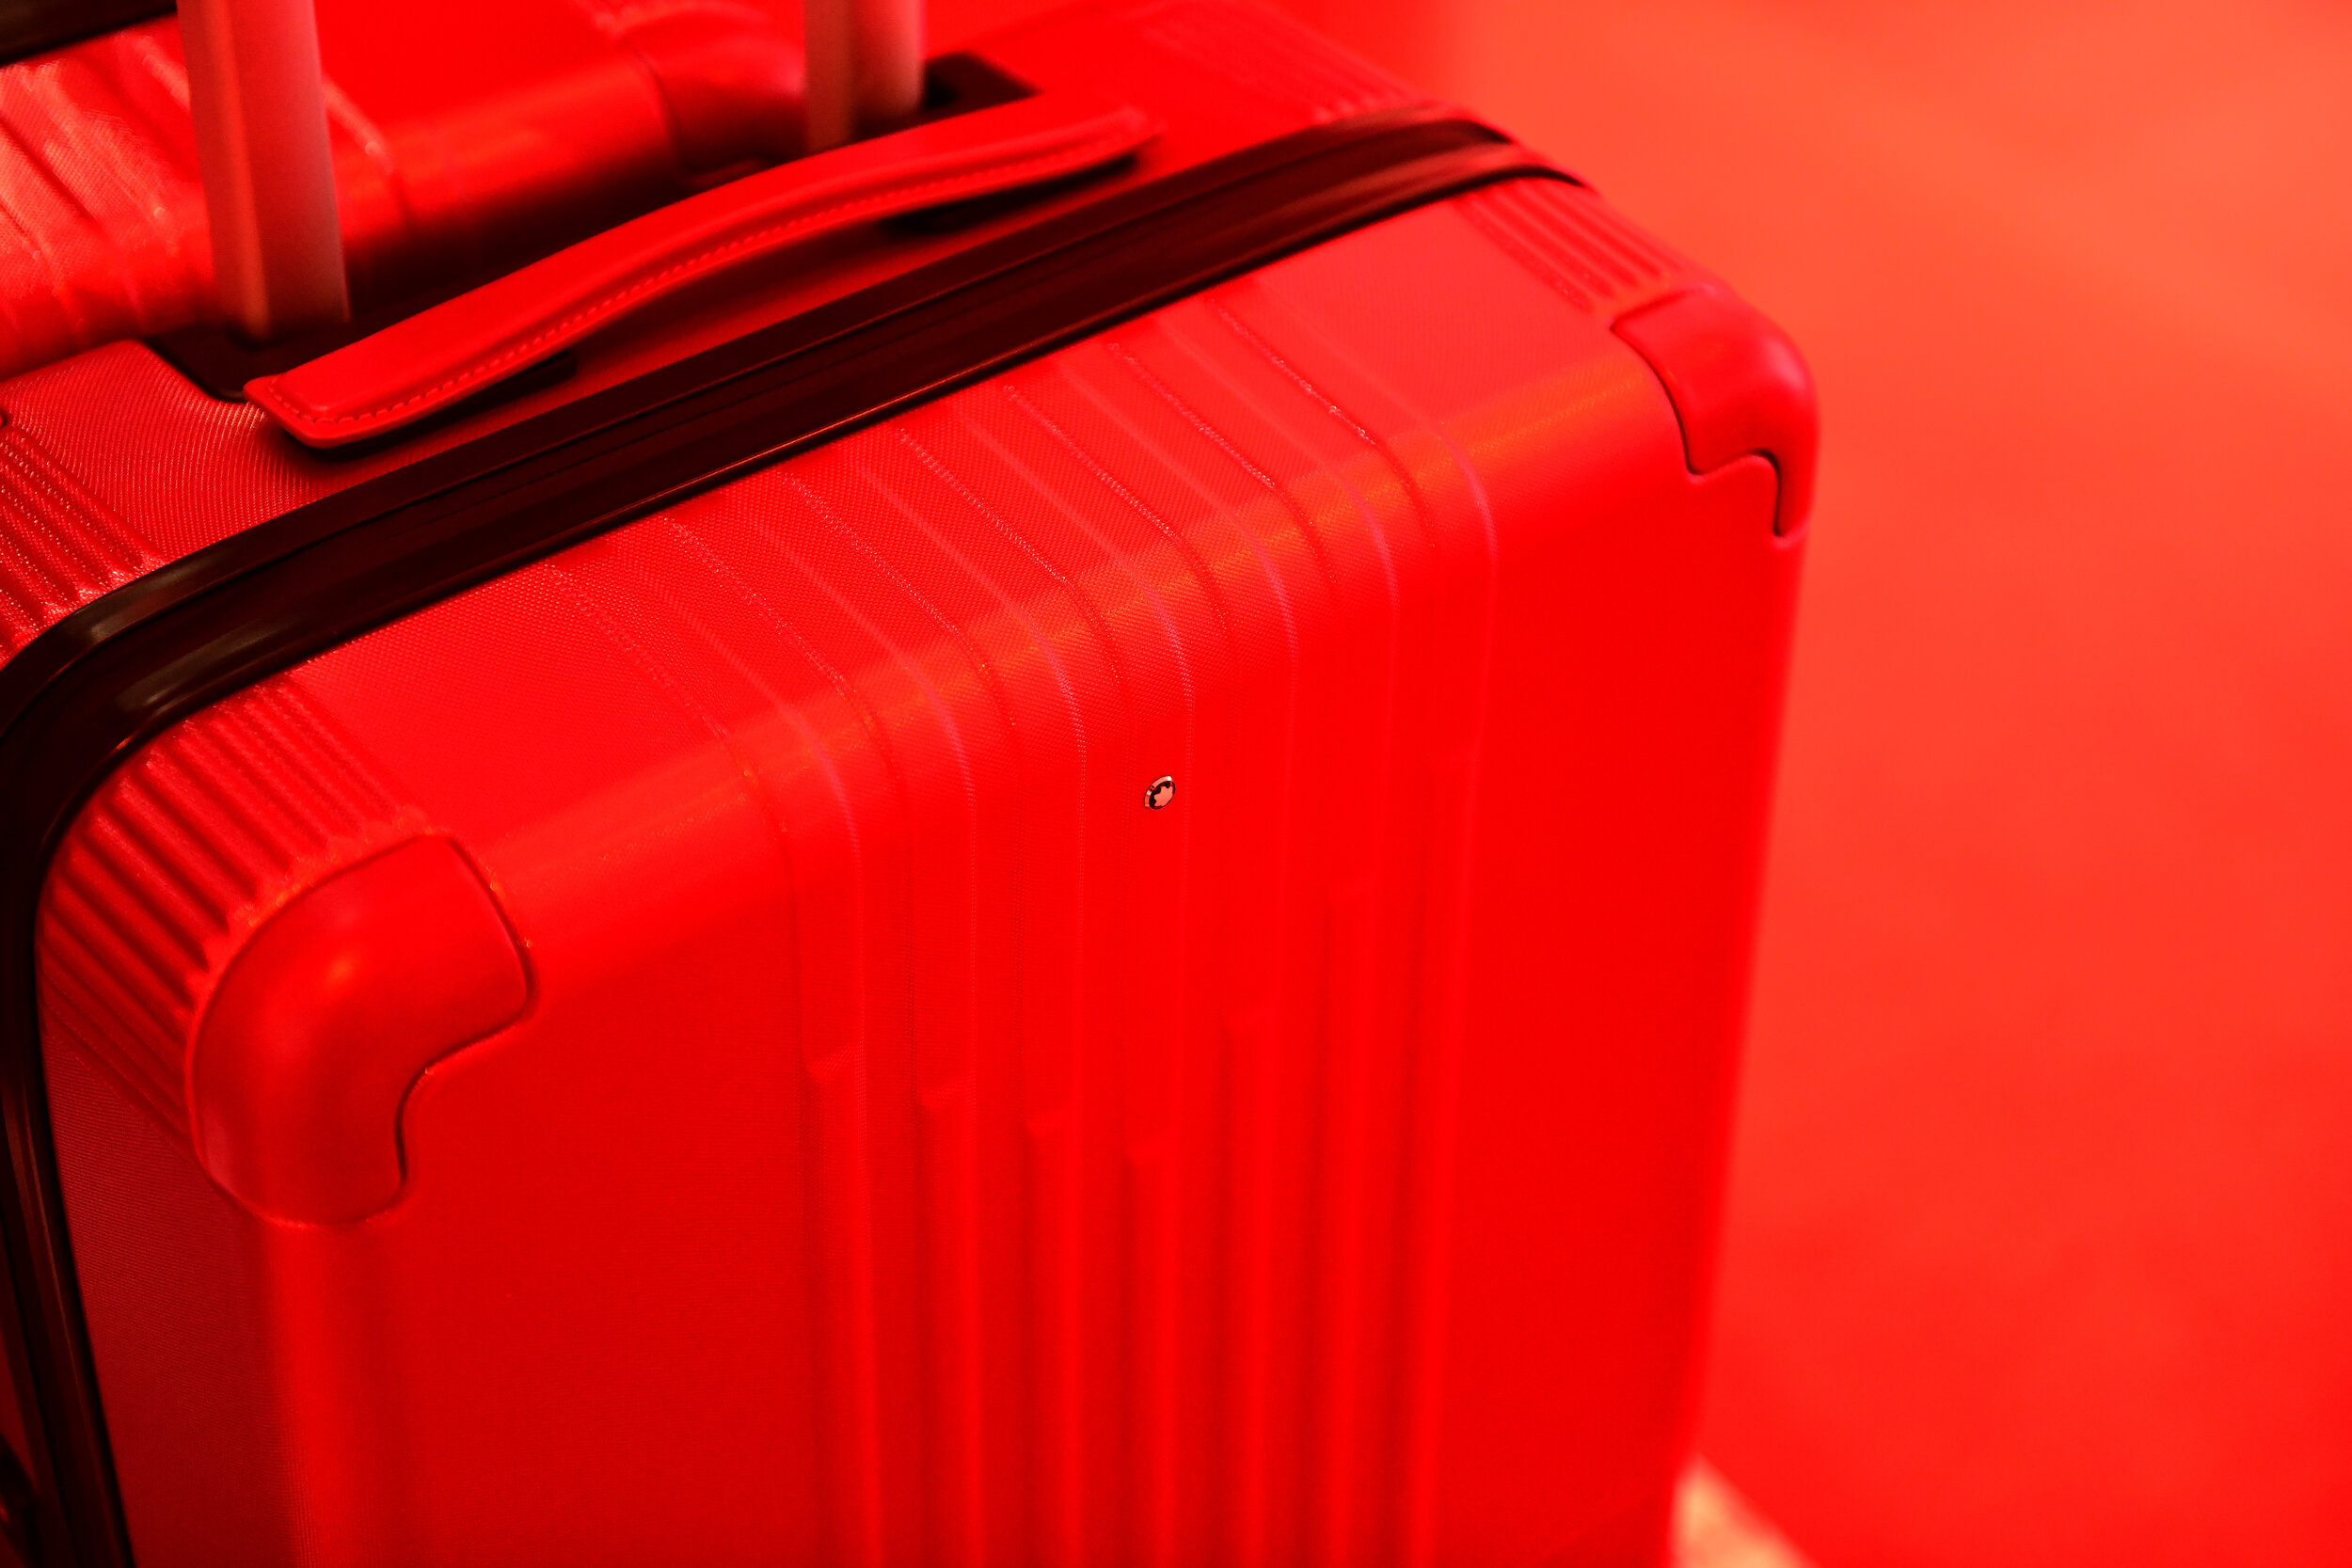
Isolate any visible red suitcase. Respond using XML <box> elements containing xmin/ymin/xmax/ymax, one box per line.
<box><xmin>0</xmin><ymin>2</ymin><xmax>1815</xmax><ymax>1563</ymax></box>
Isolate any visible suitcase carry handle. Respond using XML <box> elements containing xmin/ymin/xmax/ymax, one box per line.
<box><xmin>246</xmin><ymin>88</ymin><xmax>1157</xmax><ymax>448</ymax></box>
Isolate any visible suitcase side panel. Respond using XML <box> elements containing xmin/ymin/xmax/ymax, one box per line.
<box><xmin>40</xmin><ymin>196</ymin><xmax>1803</xmax><ymax>1566</ymax></box>
<box><xmin>0</xmin><ymin>87</ymin><xmax>1568</xmax><ymax>1568</ymax></box>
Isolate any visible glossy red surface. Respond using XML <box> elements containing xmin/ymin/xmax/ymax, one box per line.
<box><xmin>5</xmin><ymin>0</ymin><xmax>2332</xmax><ymax>1560</ymax></box>
<box><xmin>992</xmin><ymin>2</ymin><xmax>2345</xmax><ymax>1566</ymax></box>
<box><xmin>6</xmin><ymin>8</ymin><xmax>1810</xmax><ymax>1560</ymax></box>
<box><xmin>1613</xmin><ymin>290</ymin><xmax>1815</xmax><ymax>536</ymax></box>
<box><xmin>189</xmin><ymin>836</ymin><xmax>529</xmax><ymax>1227</ymax></box>
<box><xmin>41</xmin><ymin>187</ymin><xmax>1801</xmax><ymax>1563</ymax></box>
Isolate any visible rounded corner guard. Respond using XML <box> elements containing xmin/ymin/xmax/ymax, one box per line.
<box><xmin>187</xmin><ymin>835</ymin><xmax>528</xmax><ymax>1226</ymax></box>
<box><xmin>1613</xmin><ymin>286</ymin><xmax>1819</xmax><ymax>536</ymax></box>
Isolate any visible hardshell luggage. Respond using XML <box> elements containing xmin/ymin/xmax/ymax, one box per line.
<box><xmin>0</xmin><ymin>1</ymin><xmax>1816</xmax><ymax>1563</ymax></box>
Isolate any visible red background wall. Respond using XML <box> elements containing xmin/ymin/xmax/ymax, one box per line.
<box><xmin>937</xmin><ymin>3</ymin><xmax>2352</xmax><ymax>1564</ymax></box>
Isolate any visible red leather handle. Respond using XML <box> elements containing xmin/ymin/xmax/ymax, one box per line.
<box><xmin>246</xmin><ymin>91</ymin><xmax>1159</xmax><ymax>447</ymax></box>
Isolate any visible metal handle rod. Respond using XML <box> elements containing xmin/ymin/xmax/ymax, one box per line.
<box><xmin>803</xmin><ymin>0</ymin><xmax>925</xmax><ymax>151</ymax></box>
<box><xmin>179</xmin><ymin>0</ymin><xmax>350</xmax><ymax>341</ymax></box>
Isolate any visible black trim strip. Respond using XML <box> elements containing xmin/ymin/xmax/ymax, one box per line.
<box><xmin>0</xmin><ymin>103</ymin><xmax>1561</xmax><ymax>1566</ymax></box>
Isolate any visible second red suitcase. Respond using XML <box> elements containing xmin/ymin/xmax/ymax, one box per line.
<box><xmin>0</xmin><ymin>3</ymin><xmax>1815</xmax><ymax>1563</ymax></box>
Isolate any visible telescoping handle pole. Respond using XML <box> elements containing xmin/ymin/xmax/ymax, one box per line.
<box><xmin>179</xmin><ymin>0</ymin><xmax>350</xmax><ymax>341</ymax></box>
<box><xmin>803</xmin><ymin>0</ymin><xmax>925</xmax><ymax>150</ymax></box>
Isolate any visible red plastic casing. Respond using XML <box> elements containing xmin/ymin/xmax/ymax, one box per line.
<box><xmin>4</xmin><ymin>4</ymin><xmax>1814</xmax><ymax>1563</ymax></box>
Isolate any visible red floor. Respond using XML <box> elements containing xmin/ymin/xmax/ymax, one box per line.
<box><xmin>942</xmin><ymin>4</ymin><xmax>2352</xmax><ymax>1564</ymax></box>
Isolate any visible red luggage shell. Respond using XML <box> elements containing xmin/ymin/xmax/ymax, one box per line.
<box><xmin>0</xmin><ymin>5</ymin><xmax>1814</xmax><ymax>1564</ymax></box>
